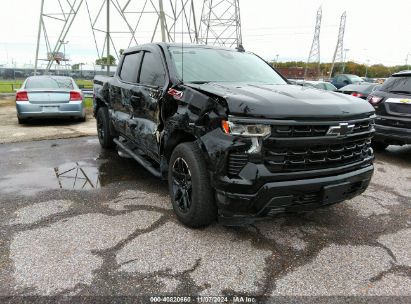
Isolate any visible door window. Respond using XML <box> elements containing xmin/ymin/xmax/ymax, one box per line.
<box><xmin>139</xmin><ymin>52</ymin><xmax>166</xmax><ymax>87</ymax></box>
<box><xmin>119</xmin><ymin>52</ymin><xmax>141</xmax><ymax>83</ymax></box>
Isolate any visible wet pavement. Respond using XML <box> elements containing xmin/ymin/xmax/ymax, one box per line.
<box><xmin>0</xmin><ymin>136</ymin><xmax>410</xmax><ymax>298</ymax></box>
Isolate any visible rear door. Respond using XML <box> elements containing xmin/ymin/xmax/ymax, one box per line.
<box><xmin>131</xmin><ymin>48</ymin><xmax>167</xmax><ymax>162</ymax></box>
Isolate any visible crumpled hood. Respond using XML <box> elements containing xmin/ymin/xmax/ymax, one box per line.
<box><xmin>186</xmin><ymin>82</ymin><xmax>375</xmax><ymax>119</ymax></box>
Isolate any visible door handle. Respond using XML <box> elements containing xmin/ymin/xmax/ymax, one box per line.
<box><xmin>130</xmin><ymin>95</ymin><xmax>142</xmax><ymax>108</ymax></box>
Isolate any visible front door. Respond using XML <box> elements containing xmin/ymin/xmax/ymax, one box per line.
<box><xmin>130</xmin><ymin>49</ymin><xmax>167</xmax><ymax>162</ymax></box>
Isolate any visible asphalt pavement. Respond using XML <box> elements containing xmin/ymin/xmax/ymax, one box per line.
<box><xmin>0</xmin><ymin>136</ymin><xmax>410</xmax><ymax>299</ymax></box>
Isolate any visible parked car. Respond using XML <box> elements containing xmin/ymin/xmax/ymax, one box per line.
<box><xmin>366</xmin><ymin>70</ymin><xmax>411</xmax><ymax>150</ymax></box>
<box><xmin>15</xmin><ymin>76</ymin><xmax>86</xmax><ymax>124</ymax></box>
<box><xmin>338</xmin><ymin>83</ymin><xmax>380</xmax><ymax>99</ymax></box>
<box><xmin>332</xmin><ymin>74</ymin><xmax>364</xmax><ymax>89</ymax></box>
<box><xmin>295</xmin><ymin>80</ymin><xmax>337</xmax><ymax>91</ymax></box>
<box><xmin>93</xmin><ymin>43</ymin><xmax>375</xmax><ymax>227</ymax></box>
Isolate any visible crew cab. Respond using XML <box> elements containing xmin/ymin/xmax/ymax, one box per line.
<box><xmin>367</xmin><ymin>71</ymin><xmax>411</xmax><ymax>150</ymax></box>
<box><xmin>93</xmin><ymin>43</ymin><xmax>375</xmax><ymax>227</ymax></box>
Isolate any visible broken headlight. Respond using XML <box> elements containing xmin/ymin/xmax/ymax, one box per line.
<box><xmin>221</xmin><ymin>120</ymin><xmax>271</xmax><ymax>137</ymax></box>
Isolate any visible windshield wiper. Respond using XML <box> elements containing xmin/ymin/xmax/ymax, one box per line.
<box><xmin>389</xmin><ymin>90</ymin><xmax>411</xmax><ymax>95</ymax></box>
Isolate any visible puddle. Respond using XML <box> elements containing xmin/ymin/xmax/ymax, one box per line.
<box><xmin>0</xmin><ymin>151</ymin><xmax>159</xmax><ymax>196</ymax></box>
<box><xmin>54</xmin><ymin>162</ymin><xmax>101</xmax><ymax>190</ymax></box>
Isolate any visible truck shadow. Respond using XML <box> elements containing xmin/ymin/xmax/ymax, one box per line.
<box><xmin>374</xmin><ymin>145</ymin><xmax>411</xmax><ymax>166</ymax></box>
<box><xmin>18</xmin><ymin>117</ymin><xmax>91</xmax><ymax>127</ymax></box>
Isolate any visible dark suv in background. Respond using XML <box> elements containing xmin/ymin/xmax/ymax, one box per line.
<box><xmin>367</xmin><ymin>70</ymin><xmax>411</xmax><ymax>150</ymax></box>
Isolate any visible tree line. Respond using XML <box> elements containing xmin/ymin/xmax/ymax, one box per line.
<box><xmin>272</xmin><ymin>61</ymin><xmax>409</xmax><ymax>78</ymax></box>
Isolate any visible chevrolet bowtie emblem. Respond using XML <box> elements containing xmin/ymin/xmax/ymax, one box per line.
<box><xmin>326</xmin><ymin>123</ymin><xmax>355</xmax><ymax>136</ymax></box>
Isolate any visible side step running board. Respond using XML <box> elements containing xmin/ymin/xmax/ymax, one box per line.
<box><xmin>113</xmin><ymin>138</ymin><xmax>162</xmax><ymax>178</ymax></box>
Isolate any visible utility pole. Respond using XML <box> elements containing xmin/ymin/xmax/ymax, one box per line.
<box><xmin>158</xmin><ymin>0</ymin><xmax>167</xmax><ymax>42</ymax></box>
<box><xmin>60</xmin><ymin>40</ymin><xmax>69</xmax><ymax>75</ymax></box>
<box><xmin>365</xmin><ymin>59</ymin><xmax>370</xmax><ymax>77</ymax></box>
<box><xmin>274</xmin><ymin>54</ymin><xmax>279</xmax><ymax>67</ymax></box>
<box><xmin>106</xmin><ymin>0</ymin><xmax>110</xmax><ymax>75</ymax></box>
<box><xmin>304</xmin><ymin>6</ymin><xmax>322</xmax><ymax>80</ymax></box>
<box><xmin>342</xmin><ymin>49</ymin><xmax>349</xmax><ymax>73</ymax></box>
<box><xmin>406</xmin><ymin>53</ymin><xmax>410</xmax><ymax>70</ymax></box>
<box><xmin>329</xmin><ymin>12</ymin><xmax>346</xmax><ymax>79</ymax></box>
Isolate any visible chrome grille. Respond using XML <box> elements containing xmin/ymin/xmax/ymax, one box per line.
<box><xmin>271</xmin><ymin>119</ymin><xmax>373</xmax><ymax>137</ymax></box>
<box><xmin>265</xmin><ymin>137</ymin><xmax>372</xmax><ymax>172</ymax></box>
<box><xmin>387</xmin><ymin>103</ymin><xmax>411</xmax><ymax>115</ymax></box>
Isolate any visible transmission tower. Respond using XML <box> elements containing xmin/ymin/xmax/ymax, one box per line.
<box><xmin>198</xmin><ymin>0</ymin><xmax>242</xmax><ymax>48</ymax></box>
<box><xmin>34</xmin><ymin>0</ymin><xmax>84</xmax><ymax>73</ymax></box>
<box><xmin>35</xmin><ymin>1</ymin><xmax>243</xmax><ymax>74</ymax></box>
<box><xmin>304</xmin><ymin>6</ymin><xmax>322</xmax><ymax>79</ymax></box>
<box><xmin>329</xmin><ymin>11</ymin><xmax>347</xmax><ymax>78</ymax></box>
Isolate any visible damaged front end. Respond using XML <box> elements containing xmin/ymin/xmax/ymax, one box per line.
<box><xmin>160</xmin><ymin>84</ymin><xmax>374</xmax><ymax>226</ymax></box>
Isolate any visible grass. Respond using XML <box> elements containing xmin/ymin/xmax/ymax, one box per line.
<box><xmin>0</xmin><ymin>80</ymin><xmax>23</xmax><ymax>93</ymax></box>
<box><xmin>84</xmin><ymin>97</ymin><xmax>93</xmax><ymax>108</ymax></box>
<box><xmin>0</xmin><ymin>79</ymin><xmax>93</xmax><ymax>93</ymax></box>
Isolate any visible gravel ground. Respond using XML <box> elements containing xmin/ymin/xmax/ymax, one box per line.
<box><xmin>0</xmin><ymin>136</ymin><xmax>410</xmax><ymax>300</ymax></box>
<box><xmin>0</xmin><ymin>97</ymin><xmax>96</xmax><ymax>144</ymax></box>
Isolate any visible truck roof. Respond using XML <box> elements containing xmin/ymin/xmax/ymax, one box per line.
<box><xmin>124</xmin><ymin>42</ymin><xmax>243</xmax><ymax>55</ymax></box>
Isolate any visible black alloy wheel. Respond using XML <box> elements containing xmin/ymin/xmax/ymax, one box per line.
<box><xmin>171</xmin><ymin>157</ymin><xmax>193</xmax><ymax>213</ymax></box>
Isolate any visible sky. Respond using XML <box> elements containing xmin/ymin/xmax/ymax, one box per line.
<box><xmin>0</xmin><ymin>0</ymin><xmax>410</xmax><ymax>68</ymax></box>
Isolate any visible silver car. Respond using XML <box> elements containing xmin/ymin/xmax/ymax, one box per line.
<box><xmin>15</xmin><ymin>76</ymin><xmax>86</xmax><ymax>124</ymax></box>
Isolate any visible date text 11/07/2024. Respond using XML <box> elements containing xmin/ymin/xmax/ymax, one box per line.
<box><xmin>149</xmin><ymin>295</ymin><xmax>258</xmax><ymax>303</ymax></box>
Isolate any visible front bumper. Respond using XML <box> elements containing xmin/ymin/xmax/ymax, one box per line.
<box><xmin>16</xmin><ymin>101</ymin><xmax>85</xmax><ymax>119</ymax></box>
<box><xmin>215</xmin><ymin>165</ymin><xmax>374</xmax><ymax>225</ymax></box>
<box><xmin>374</xmin><ymin>123</ymin><xmax>411</xmax><ymax>145</ymax></box>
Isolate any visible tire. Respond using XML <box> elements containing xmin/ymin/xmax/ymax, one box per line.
<box><xmin>168</xmin><ymin>142</ymin><xmax>217</xmax><ymax>228</ymax></box>
<box><xmin>96</xmin><ymin>107</ymin><xmax>115</xmax><ymax>148</ymax></box>
<box><xmin>17</xmin><ymin>117</ymin><xmax>28</xmax><ymax>124</ymax></box>
<box><xmin>79</xmin><ymin>110</ymin><xmax>87</xmax><ymax>122</ymax></box>
<box><xmin>371</xmin><ymin>140</ymin><xmax>389</xmax><ymax>151</ymax></box>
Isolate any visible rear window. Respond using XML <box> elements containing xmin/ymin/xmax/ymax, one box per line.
<box><xmin>347</xmin><ymin>75</ymin><xmax>364</xmax><ymax>83</ymax></box>
<box><xmin>379</xmin><ymin>76</ymin><xmax>411</xmax><ymax>94</ymax></box>
<box><xmin>340</xmin><ymin>84</ymin><xmax>376</xmax><ymax>94</ymax></box>
<box><xmin>120</xmin><ymin>52</ymin><xmax>141</xmax><ymax>83</ymax></box>
<box><xmin>25</xmin><ymin>77</ymin><xmax>74</xmax><ymax>89</ymax></box>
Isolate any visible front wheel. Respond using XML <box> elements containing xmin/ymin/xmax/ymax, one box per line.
<box><xmin>168</xmin><ymin>142</ymin><xmax>217</xmax><ymax>228</ymax></box>
<box><xmin>96</xmin><ymin>107</ymin><xmax>115</xmax><ymax>148</ymax></box>
<box><xmin>17</xmin><ymin>117</ymin><xmax>28</xmax><ymax>124</ymax></box>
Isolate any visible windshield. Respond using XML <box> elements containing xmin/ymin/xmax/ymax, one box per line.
<box><xmin>25</xmin><ymin>77</ymin><xmax>74</xmax><ymax>90</ymax></box>
<box><xmin>379</xmin><ymin>76</ymin><xmax>411</xmax><ymax>94</ymax></box>
<box><xmin>347</xmin><ymin>75</ymin><xmax>364</xmax><ymax>83</ymax></box>
<box><xmin>169</xmin><ymin>47</ymin><xmax>286</xmax><ymax>85</ymax></box>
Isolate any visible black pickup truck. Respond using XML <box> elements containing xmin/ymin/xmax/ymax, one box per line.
<box><xmin>93</xmin><ymin>43</ymin><xmax>375</xmax><ymax>227</ymax></box>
